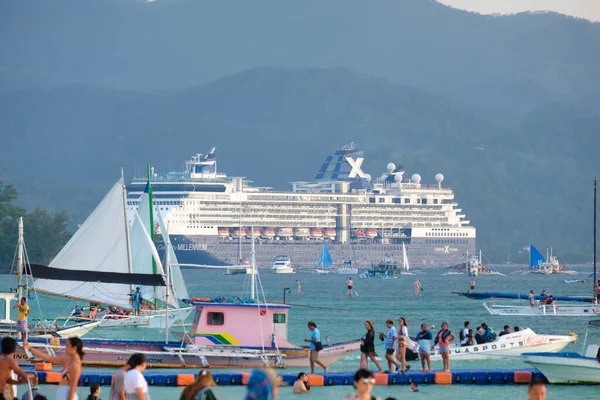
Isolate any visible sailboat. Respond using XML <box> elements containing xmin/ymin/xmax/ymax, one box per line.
<box><xmin>397</xmin><ymin>242</ymin><xmax>415</xmax><ymax>275</ymax></box>
<box><xmin>315</xmin><ymin>242</ymin><xmax>332</xmax><ymax>274</ymax></box>
<box><xmin>526</xmin><ymin>245</ymin><xmax>577</xmax><ymax>275</ymax></box>
<box><xmin>0</xmin><ymin>218</ymin><xmax>101</xmax><ymax>338</ymax></box>
<box><xmin>29</xmin><ymin>169</ymin><xmax>193</xmax><ymax>329</ymax></box>
<box><xmin>483</xmin><ymin>178</ymin><xmax>600</xmax><ymax>317</ymax></box>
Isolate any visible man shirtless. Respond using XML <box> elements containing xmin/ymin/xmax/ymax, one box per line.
<box><xmin>0</xmin><ymin>337</ymin><xmax>34</xmax><ymax>400</ymax></box>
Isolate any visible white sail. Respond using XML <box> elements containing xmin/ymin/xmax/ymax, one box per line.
<box><xmin>155</xmin><ymin>209</ymin><xmax>189</xmax><ymax>300</ymax></box>
<box><xmin>34</xmin><ymin>182</ymin><xmax>134</xmax><ymax>308</ymax></box>
<box><xmin>131</xmin><ymin>193</ymin><xmax>177</xmax><ymax>308</ymax></box>
<box><xmin>402</xmin><ymin>242</ymin><xmax>410</xmax><ymax>271</ymax></box>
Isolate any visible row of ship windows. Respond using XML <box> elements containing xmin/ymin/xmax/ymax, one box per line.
<box><xmin>425</xmin><ymin>239</ymin><xmax>469</xmax><ymax>244</ymax></box>
<box><xmin>425</xmin><ymin>232</ymin><xmax>468</xmax><ymax>237</ymax></box>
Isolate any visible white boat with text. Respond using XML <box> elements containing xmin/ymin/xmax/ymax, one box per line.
<box><xmin>428</xmin><ymin>328</ymin><xmax>577</xmax><ymax>361</ymax></box>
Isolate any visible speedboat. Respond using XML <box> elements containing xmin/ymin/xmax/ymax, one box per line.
<box><xmin>272</xmin><ymin>255</ymin><xmax>296</xmax><ymax>274</ymax></box>
<box><xmin>522</xmin><ymin>320</ymin><xmax>600</xmax><ymax>383</ymax></box>
<box><xmin>428</xmin><ymin>328</ymin><xmax>577</xmax><ymax>361</ymax></box>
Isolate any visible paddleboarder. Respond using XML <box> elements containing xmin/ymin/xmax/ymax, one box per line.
<box><xmin>469</xmin><ymin>278</ymin><xmax>475</xmax><ymax>292</ymax></box>
<box><xmin>346</xmin><ymin>278</ymin><xmax>354</xmax><ymax>296</ymax></box>
<box><xmin>296</xmin><ymin>280</ymin><xmax>301</xmax><ymax>294</ymax></box>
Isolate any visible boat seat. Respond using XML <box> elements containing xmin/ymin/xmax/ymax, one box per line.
<box><xmin>584</xmin><ymin>344</ymin><xmax>599</xmax><ymax>358</ymax></box>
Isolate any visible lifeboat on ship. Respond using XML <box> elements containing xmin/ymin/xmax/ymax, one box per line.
<box><xmin>365</xmin><ymin>229</ymin><xmax>378</xmax><ymax>238</ymax></box>
<box><xmin>231</xmin><ymin>228</ymin><xmax>245</xmax><ymax>238</ymax></box>
<box><xmin>310</xmin><ymin>229</ymin><xmax>323</xmax><ymax>239</ymax></box>
<box><xmin>277</xmin><ymin>228</ymin><xmax>294</xmax><ymax>238</ymax></box>
<box><xmin>218</xmin><ymin>228</ymin><xmax>230</xmax><ymax>237</ymax></box>
<box><xmin>294</xmin><ymin>228</ymin><xmax>310</xmax><ymax>238</ymax></box>
<box><xmin>353</xmin><ymin>229</ymin><xmax>366</xmax><ymax>238</ymax></box>
<box><xmin>324</xmin><ymin>228</ymin><xmax>336</xmax><ymax>239</ymax></box>
<box><xmin>247</xmin><ymin>227</ymin><xmax>261</xmax><ymax>238</ymax></box>
<box><xmin>261</xmin><ymin>228</ymin><xmax>276</xmax><ymax>239</ymax></box>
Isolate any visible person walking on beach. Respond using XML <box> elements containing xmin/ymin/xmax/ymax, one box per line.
<box><xmin>343</xmin><ymin>369</ymin><xmax>379</xmax><ymax>400</ymax></box>
<box><xmin>296</xmin><ymin>280</ymin><xmax>301</xmax><ymax>294</ymax></box>
<box><xmin>124</xmin><ymin>354</ymin><xmax>149</xmax><ymax>400</ymax></box>
<box><xmin>304</xmin><ymin>322</ymin><xmax>327</xmax><ymax>374</ymax></box>
<box><xmin>179</xmin><ymin>369</ymin><xmax>217</xmax><ymax>400</ymax></box>
<box><xmin>24</xmin><ymin>337</ymin><xmax>84</xmax><ymax>400</ymax></box>
<box><xmin>383</xmin><ymin>320</ymin><xmax>399</xmax><ymax>373</ymax></box>
<box><xmin>416</xmin><ymin>323</ymin><xmax>432</xmax><ymax>372</ymax></box>
<box><xmin>432</xmin><ymin>322</ymin><xmax>455</xmax><ymax>372</ymax></box>
<box><xmin>0</xmin><ymin>337</ymin><xmax>34</xmax><ymax>400</ymax></box>
<box><xmin>394</xmin><ymin>317</ymin><xmax>411</xmax><ymax>374</ymax></box>
<box><xmin>108</xmin><ymin>357</ymin><xmax>130</xmax><ymax>400</ymax></box>
<box><xmin>346</xmin><ymin>278</ymin><xmax>354</xmax><ymax>296</ymax></box>
<box><xmin>413</xmin><ymin>279</ymin><xmax>422</xmax><ymax>296</ymax></box>
<box><xmin>359</xmin><ymin>320</ymin><xmax>383</xmax><ymax>373</ymax></box>
<box><xmin>13</xmin><ymin>297</ymin><xmax>30</xmax><ymax>342</ymax></box>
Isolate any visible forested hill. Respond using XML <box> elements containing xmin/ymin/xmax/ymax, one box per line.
<box><xmin>0</xmin><ymin>68</ymin><xmax>598</xmax><ymax>263</ymax></box>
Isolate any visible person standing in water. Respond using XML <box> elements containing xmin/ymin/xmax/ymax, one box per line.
<box><xmin>296</xmin><ymin>280</ymin><xmax>301</xmax><ymax>294</ymax></box>
<box><xmin>347</xmin><ymin>278</ymin><xmax>354</xmax><ymax>296</ymax></box>
<box><xmin>469</xmin><ymin>278</ymin><xmax>475</xmax><ymax>292</ymax></box>
<box><xmin>413</xmin><ymin>279</ymin><xmax>422</xmax><ymax>296</ymax></box>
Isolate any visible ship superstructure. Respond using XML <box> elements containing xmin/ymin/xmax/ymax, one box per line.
<box><xmin>126</xmin><ymin>144</ymin><xmax>475</xmax><ymax>268</ymax></box>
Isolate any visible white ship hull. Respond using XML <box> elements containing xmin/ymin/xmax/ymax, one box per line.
<box><xmin>274</xmin><ymin>267</ymin><xmax>295</xmax><ymax>274</ymax></box>
<box><xmin>428</xmin><ymin>328</ymin><xmax>575</xmax><ymax>361</ymax></box>
<box><xmin>315</xmin><ymin>269</ymin><xmax>330</xmax><ymax>275</ymax></box>
<box><xmin>484</xmin><ymin>303</ymin><xmax>600</xmax><ymax>317</ymax></box>
<box><xmin>523</xmin><ymin>353</ymin><xmax>600</xmax><ymax>383</ymax></box>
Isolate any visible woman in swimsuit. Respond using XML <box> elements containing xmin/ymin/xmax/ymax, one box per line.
<box><xmin>394</xmin><ymin>317</ymin><xmax>411</xmax><ymax>374</ymax></box>
<box><xmin>359</xmin><ymin>320</ymin><xmax>383</xmax><ymax>373</ymax></box>
<box><xmin>431</xmin><ymin>322</ymin><xmax>456</xmax><ymax>372</ymax></box>
<box><xmin>25</xmin><ymin>337</ymin><xmax>83</xmax><ymax>400</ymax></box>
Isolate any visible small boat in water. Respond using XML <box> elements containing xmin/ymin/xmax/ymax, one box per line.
<box><xmin>315</xmin><ymin>242</ymin><xmax>332</xmax><ymax>275</ymax></box>
<box><xmin>360</xmin><ymin>257</ymin><xmax>398</xmax><ymax>279</ymax></box>
<box><xmin>428</xmin><ymin>328</ymin><xmax>576</xmax><ymax>361</ymax></box>
<box><xmin>483</xmin><ymin>302</ymin><xmax>600</xmax><ymax>317</ymax></box>
<box><xmin>272</xmin><ymin>255</ymin><xmax>296</xmax><ymax>274</ymax></box>
<box><xmin>522</xmin><ymin>320</ymin><xmax>600</xmax><ymax>384</ymax></box>
<box><xmin>396</xmin><ymin>243</ymin><xmax>415</xmax><ymax>276</ymax></box>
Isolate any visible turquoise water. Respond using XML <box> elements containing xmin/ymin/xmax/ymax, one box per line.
<box><xmin>4</xmin><ymin>267</ymin><xmax>599</xmax><ymax>399</ymax></box>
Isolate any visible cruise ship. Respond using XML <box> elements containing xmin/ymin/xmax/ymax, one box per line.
<box><xmin>125</xmin><ymin>144</ymin><xmax>476</xmax><ymax>269</ymax></box>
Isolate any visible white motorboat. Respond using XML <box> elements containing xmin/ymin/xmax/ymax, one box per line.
<box><xmin>428</xmin><ymin>328</ymin><xmax>577</xmax><ymax>361</ymax></box>
<box><xmin>225</xmin><ymin>265</ymin><xmax>257</xmax><ymax>275</ymax></box>
<box><xmin>483</xmin><ymin>302</ymin><xmax>600</xmax><ymax>317</ymax></box>
<box><xmin>522</xmin><ymin>320</ymin><xmax>600</xmax><ymax>383</ymax></box>
<box><xmin>272</xmin><ymin>255</ymin><xmax>296</xmax><ymax>274</ymax></box>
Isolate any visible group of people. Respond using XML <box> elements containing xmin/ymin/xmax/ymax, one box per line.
<box><xmin>459</xmin><ymin>321</ymin><xmax>520</xmax><ymax>346</ymax></box>
<box><xmin>359</xmin><ymin>318</ymin><xmax>457</xmax><ymax>374</ymax></box>
<box><xmin>528</xmin><ymin>290</ymin><xmax>557</xmax><ymax>308</ymax></box>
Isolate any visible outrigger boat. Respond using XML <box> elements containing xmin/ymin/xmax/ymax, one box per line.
<box><xmin>28</xmin><ymin>172</ymin><xmax>194</xmax><ymax>329</ymax></box>
<box><xmin>428</xmin><ymin>328</ymin><xmax>577</xmax><ymax>361</ymax></box>
<box><xmin>0</xmin><ymin>218</ymin><xmax>101</xmax><ymax>339</ymax></box>
<box><xmin>16</xmin><ymin>230</ymin><xmax>360</xmax><ymax>369</ymax></box>
<box><xmin>523</xmin><ymin>320</ymin><xmax>600</xmax><ymax>383</ymax></box>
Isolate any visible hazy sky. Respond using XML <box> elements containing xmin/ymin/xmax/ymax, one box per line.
<box><xmin>439</xmin><ymin>0</ymin><xmax>600</xmax><ymax>21</ymax></box>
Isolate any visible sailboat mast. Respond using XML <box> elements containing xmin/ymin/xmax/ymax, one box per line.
<box><xmin>165</xmin><ymin>241</ymin><xmax>170</xmax><ymax>344</ymax></box>
<box><xmin>147</xmin><ymin>164</ymin><xmax>157</xmax><ymax>307</ymax></box>
<box><xmin>594</xmin><ymin>177</ymin><xmax>597</xmax><ymax>298</ymax></box>
<box><xmin>251</xmin><ymin>227</ymin><xmax>256</xmax><ymax>301</ymax></box>
<box><xmin>17</xmin><ymin>217</ymin><xmax>24</xmax><ymax>299</ymax></box>
<box><xmin>121</xmin><ymin>169</ymin><xmax>133</xmax><ymax>290</ymax></box>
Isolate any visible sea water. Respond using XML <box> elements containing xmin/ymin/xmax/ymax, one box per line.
<box><xmin>3</xmin><ymin>267</ymin><xmax>599</xmax><ymax>399</ymax></box>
